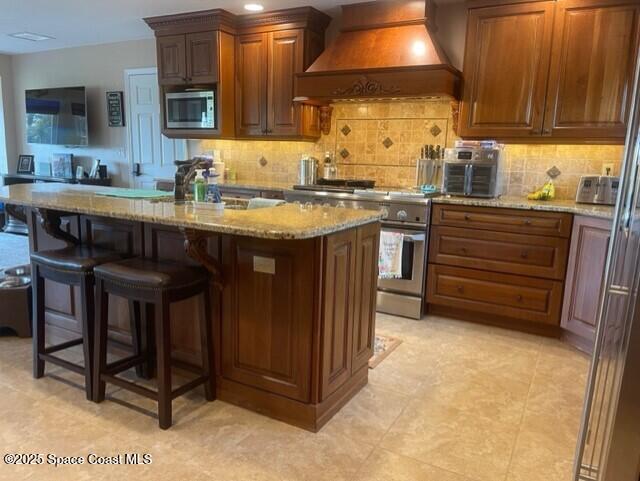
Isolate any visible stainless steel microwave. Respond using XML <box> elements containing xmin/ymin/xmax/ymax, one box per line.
<box><xmin>165</xmin><ymin>90</ymin><xmax>215</xmax><ymax>129</ymax></box>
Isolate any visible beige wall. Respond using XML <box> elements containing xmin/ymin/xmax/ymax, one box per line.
<box><xmin>10</xmin><ymin>39</ymin><xmax>156</xmax><ymax>185</ymax></box>
<box><xmin>0</xmin><ymin>54</ymin><xmax>17</xmax><ymax>178</ymax></box>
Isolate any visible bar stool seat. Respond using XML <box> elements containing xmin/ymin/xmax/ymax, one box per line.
<box><xmin>31</xmin><ymin>246</ymin><xmax>124</xmax><ymax>273</ymax></box>
<box><xmin>92</xmin><ymin>258</ymin><xmax>215</xmax><ymax>429</ymax></box>
<box><xmin>31</xmin><ymin>246</ymin><xmax>127</xmax><ymax>401</ymax></box>
<box><xmin>93</xmin><ymin>258</ymin><xmax>208</xmax><ymax>288</ymax></box>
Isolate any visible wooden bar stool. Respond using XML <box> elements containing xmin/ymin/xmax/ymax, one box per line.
<box><xmin>31</xmin><ymin>245</ymin><xmax>126</xmax><ymax>400</ymax></box>
<box><xmin>92</xmin><ymin>258</ymin><xmax>215</xmax><ymax>429</ymax></box>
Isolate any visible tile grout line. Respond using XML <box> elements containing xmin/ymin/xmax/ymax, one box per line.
<box><xmin>502</xmin><ymin>346</ymin><xmax>542</xmax><ymax>481</ymax></box>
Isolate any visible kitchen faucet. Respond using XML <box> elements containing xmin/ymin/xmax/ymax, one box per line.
<box><xmin>174</xmin><ymin>158</ymin><xmax>213</xmax><ymax>201</ymax></box>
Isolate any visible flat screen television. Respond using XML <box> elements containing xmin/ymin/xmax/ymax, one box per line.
<box><xmin>26</xmin><ymin>86</ymin><xmax>88</xmax><ymax>146</ymax></box>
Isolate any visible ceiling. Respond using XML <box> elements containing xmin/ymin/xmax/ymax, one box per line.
<box><xmin>0</xmin><ymin>0</ymin><xmax>460</xmax><ymax>55</ymax></box>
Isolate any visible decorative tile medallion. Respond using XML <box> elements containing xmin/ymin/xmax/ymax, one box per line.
<box><xmin>546</xmin><ymin>166</ymin><xmax>561</xmax><ymax>178</ymax></box>
<box><xmin>382</xmin><ymin>137</ymin><xmax>394</xmax><ymax>149</ymax></box>
<box><xmin>340</xmin><ymin>148</ymin><xmax>350</xmax><ymax>159</ymax></box>
<box><xmin>340</xmin><ymin>124</ymin><xmax>352</xmax><ymax>137</ymax></box>
<box><xmin>429</xmin><ymin>124</ymin><xmax>442</xmax><ymax>137</ymax></box>
<box><xmin>258</xmin><ymin>156</ymin><xmax>268</xmax><ymax>167</ymax></box>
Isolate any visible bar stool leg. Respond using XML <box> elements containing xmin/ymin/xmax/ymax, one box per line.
<box><xmin>141</xmin><ymin>303</ymin><xmax>155</xmax><ymax>379</ymax></box>
<box><xmin>31</xmin><ymin>263</ymin><xmax>45</xmax><ymax>379</ymax></box>
<box><xmin>199</xmin><ymin>287</ymin><xmax>215</xmax><ymax>401</ymax></box>
<box><xmin>128</xmin><ymin>300</ymin><xmax>145</xmax><ymax>378</ymax></box>
<box><xmin>93</xmin><ymin>278</ymin><xmax>109</xmax><ymax>403</ymax></box>
<box><xmin>155</xmin><ymin>295</ymin><xmax>172</xmax><ymax>430</ymax></box>
<box><xmin>79</xmin><ymin>275</ymin><xmax>95</xmax><ymax>401</ymax></box>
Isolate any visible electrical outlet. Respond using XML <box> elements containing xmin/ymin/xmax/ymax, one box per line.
<box><xmin>602</xmin><ymin>162</ymin><xmax>615</xmax><ymax>176</ymax></box>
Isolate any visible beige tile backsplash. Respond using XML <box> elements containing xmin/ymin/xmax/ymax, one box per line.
<box><xmin>191</xmin><ymin>100</ymin><xmax>624</xmax><ymax>200</ymax></box>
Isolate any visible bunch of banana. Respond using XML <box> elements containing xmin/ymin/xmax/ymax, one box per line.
<box><xmin>527</xmin><ymin>180</ymin><xmax>556</xmax><ymax>201</ymax></box>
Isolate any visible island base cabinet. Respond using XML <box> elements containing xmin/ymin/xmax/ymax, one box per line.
<box><xmin>218</xmin><ymin>223</ymin><xmax>380</xmax><ymax>431</ymax></box>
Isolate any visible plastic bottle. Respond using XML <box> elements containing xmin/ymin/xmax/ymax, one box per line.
<box><xmin>193</xmin><ymin>169</ymin><xmax>207</xmax><ymax>203</ymax></box>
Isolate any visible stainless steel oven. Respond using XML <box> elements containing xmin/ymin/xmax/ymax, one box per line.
<box><xmin>165</xmin><ymin>90</ymin><xmax>216</xmax><ymax>129</ymax></box>
<box><xmin>377</xmin><ymin>203</ymin><xmax>430</xmax><ymax>319</ymax></box>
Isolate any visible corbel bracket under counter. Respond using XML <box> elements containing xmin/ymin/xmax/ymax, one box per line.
<box><xmin>35</xmin><ymin>208</ymin><xmax>80</xmax><ymax>247</ymax></box>
<box><xmin>181</xmin><ymin>228</ymin><xmax>224</xmax><ymax>291</ymax></box>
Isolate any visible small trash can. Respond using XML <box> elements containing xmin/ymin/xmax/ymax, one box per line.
<box><xmin>0</xmin><ymin>265</ymin><xmax>32</xmax><ymax>338</ymax></box>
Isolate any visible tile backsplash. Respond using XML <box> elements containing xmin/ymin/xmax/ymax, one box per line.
<box><xmin>191</xmin><ymin>99</ymin><xmax>624</xmax><ymax>200</ymax></box>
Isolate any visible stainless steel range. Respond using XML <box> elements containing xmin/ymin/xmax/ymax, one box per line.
<box><xmin>285</xmin><ymin>185</ymin><xmax>432</xmax><ymax>319</ymax></box>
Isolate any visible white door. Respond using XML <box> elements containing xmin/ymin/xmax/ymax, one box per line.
<box><xmin>125</xmin><ymin>68</ymin><xmax>187</xmax><ymax>189</ymax></box>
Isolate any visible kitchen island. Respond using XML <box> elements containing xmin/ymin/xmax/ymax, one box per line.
<box><xmin>0</xmin><ymin>183</ymin><xmax>383</xmax><ymax>431</ymax></box>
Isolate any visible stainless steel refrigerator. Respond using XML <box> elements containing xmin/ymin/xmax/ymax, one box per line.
<box><xmin>573</xmin><ymin>48</ymin><xmax>640</xmax><ymax>481</ymax></box>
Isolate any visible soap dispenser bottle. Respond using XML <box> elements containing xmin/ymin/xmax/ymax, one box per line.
<box><xmin>193</xmin><ymin>169</ymin><xmax>207</xmax><ymax>203</ymax></box>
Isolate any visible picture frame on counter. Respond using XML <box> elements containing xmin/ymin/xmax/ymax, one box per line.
<box><xmin>34</xmin><ymin>161</ymin><xmax>52</xmax><ymax>177</ymax></box>
<box><xmin>51</xmin><ymin>153</ymin><xmax>73</xmax><ymax>179</ymax></box>
<box><xmin>16</xmin><ymin>155</ymin><xmax>34</xmax><ymax>174</ymax></box>
<box><xmin>89</xmin><ymin>159</ymin><xmax>101</xmax><ymax>178</ymax></box>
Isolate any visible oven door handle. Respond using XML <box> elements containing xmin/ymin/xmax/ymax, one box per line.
<box><xmin>403</xmin><ymin>233</ymin><xmax>426</xmax><ymax>243</ymax></box>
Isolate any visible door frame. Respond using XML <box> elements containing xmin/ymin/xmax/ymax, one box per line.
<box><xmin>123</xmin><ymin>67</ymin><xmax>159</xmax><ymax>188</ymax></box>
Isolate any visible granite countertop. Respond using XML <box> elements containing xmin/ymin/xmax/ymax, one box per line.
<box><xmin>215</xmin><ymin>181</ymin><xmax>615</xmax><ymax>219</ymax></box>
<box><xmin>0</xmin><ymin>184</ymin><xmax>383</xmax><ymax>240</ymax></box>
<box><xmin>432</xmin><ymin>195</ymin><xmax>615</xmax><ymax>219</ymax></box>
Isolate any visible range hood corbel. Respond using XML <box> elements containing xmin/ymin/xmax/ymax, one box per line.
<box><xmin>295</xmin><ymin>0</ymin><xmax>461</xmax><ymax>105</ymax></box>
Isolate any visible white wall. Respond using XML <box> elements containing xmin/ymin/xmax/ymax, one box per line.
<box><xmin>0</xmin><ymin>54</ymin><xmax>17</xmax><ymax>179</ymax></box>
<box><xmin>11</xmin><ymin>39</ymin><xmax>156</xmax><ymax>186</ymax></box>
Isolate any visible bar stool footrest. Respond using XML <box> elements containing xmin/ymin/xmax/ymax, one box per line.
<box><xmin>43</xmin><ymin>338</ymin><xmax>83</xmax><ymax>355</ymax></box>
<box><xmin>105</xmin><ymin>355</ymin><xmax>148</xmax><ymax>376</ymax></box>
<box><xmin>171</xmin><ymin>376</ymin><xmax>208</xmax><ymax>400</ymax></box>
<box><xmin>39</xmin><ymin>353</ymin><xmax>85</xmax><ymax>375</ymax></box>
<box><xmin>101</xmin><ymin>374</ymin><xmax>159</xmax><ymax>401</ymax></box>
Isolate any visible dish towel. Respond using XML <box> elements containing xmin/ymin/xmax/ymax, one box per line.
<box><xmin>379</xmin><ymin>231</ymin><xmax>404</xmax><ymax>279</ymax></box>
<box><xmin>247</xmin><ymin>198</ymin><xmax>286</xmax><ymax>210</ymax></box>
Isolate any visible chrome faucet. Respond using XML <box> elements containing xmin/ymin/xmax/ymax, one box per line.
<box><xmin>174</xmin><ymin>158</ymin><xmax>212</xmax><ymax>201</ymax></box>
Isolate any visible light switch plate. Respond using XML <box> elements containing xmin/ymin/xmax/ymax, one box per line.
<box><xmin>253</xmin><ymin>256</ymin><xmax>275</xmax><ymax>275</ymax></box>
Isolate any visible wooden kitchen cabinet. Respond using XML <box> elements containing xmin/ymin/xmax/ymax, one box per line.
<box><xmin>427</xmin><ymin>204</ymin><xmax>572</xmax><ymax>335</ymax></box>
<box><xmin>458</xmin><ymin>1</ymin><xmax>555</xmax><ymax>139</ymax></box>
<box><xmin>544</xmin><ymin>0</ymin><xmax>640</xmax><ymax>139</ymax></box>
<box><xmin>562</xmin><ymin>216</ymin><xmax>612</xmax><ymax>353</ymax></box>
<box><xmin>459</xmin><ymin>0</ymin><xmax>639</xmax><ymax>142</ymax></box>
<box><xmin>236</xmin><ymin>28</ymin><xmax>323</xmax><ymax>139</ymax></box>
<box><xmin>157</xmin><ymin>32</ymin><xmax>218</xmax><ymax>85</ymax></box>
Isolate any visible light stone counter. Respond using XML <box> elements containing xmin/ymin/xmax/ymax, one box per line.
<box><xmin>431</xmin><ymin>195</ymin><xmax>614</xmax><ymax>219</ymax></box>
<box><xmin>0</xmin><ymin>184</ymin><xmax>383</xmax><ymax>240</ymax></box>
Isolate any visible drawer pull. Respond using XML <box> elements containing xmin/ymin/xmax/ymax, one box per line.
<box><xmin>459</xmin><ymin>247</ymin><xmax>467</xmax><ymax>254</ymax></box>
<box><xmin>457</xmin><ymin>286</ymin><xmax>465</xmax><ymax>294</ymax></box>
<box><xmin>516</xmin><ymin>295</ymin><xmax>523</xmax><ymax>302</ymax></box>
<box><xmin>524</xmin><ymin>219</ymin><xmax>532</xmax><ymax>226</ymax></box>
<box><xmin>464</xmin><ymin>214</ymin><xmax>471</xmax><ymax>221</ymax></box>
<box><xmin>520</xmin><ymin>251</ymin><xmax>529</xmax><ymax>259</ymax></box>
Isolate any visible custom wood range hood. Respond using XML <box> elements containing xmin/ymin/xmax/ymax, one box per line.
<box><xmin>295</xmin><ymin>0</ymin><xmax>462</xmax><ymax>102</ymax></box>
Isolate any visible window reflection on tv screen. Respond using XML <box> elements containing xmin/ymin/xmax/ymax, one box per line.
<box><xmin>26</xmin><ymin>87</ymin><xmax>88</xmax><ymax>146</ymax></box>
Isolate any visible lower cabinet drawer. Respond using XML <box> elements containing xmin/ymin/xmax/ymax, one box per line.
<box><xmin>427</xmin><ymin>264</ymin><xmax>563</xmax><ymax>325</ymax></box>
<box><xmin>429</xmin><ymin>226</ymin><xmax>569</xmax><ymax>280</ymax></box>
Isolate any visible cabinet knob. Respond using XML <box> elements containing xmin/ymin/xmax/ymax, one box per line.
<box><xmin>524</xmin><ymin>219</ymin><xmax>532</xmax><ymax>226</ymax></box>
<box><xmin>520</xmin><ymin>250</ymin><xmax>528</xmax><ymax>259</ymax></box>
<box><xmin>457</xmin><ymin>285</ymin><xmax>464</xmax><ymax>294</ymax></box>
<box><xmin>459</xmin><ymin>247</ymin><xmax>467</xmax><ymax>254</ymax></box>
<box><xmin>543</xmin><ymin>128</ymin><xmax>551</xmax><ymax>134</ymax></box>
<box><xmin>516</xmin><ymin>295</ymin><xmax>523</xmax><ymax>302</ymax></box>
<box><xmin>464</xmin><ymin>214</ymin><xmax>471</xmax><ymax>221</ymax></box>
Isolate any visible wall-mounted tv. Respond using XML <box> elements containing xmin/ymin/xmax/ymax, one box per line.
<box><xmin>26</xmin><ymin>86</ymin><xmax>88</xmax><ymax>146</ymax></box>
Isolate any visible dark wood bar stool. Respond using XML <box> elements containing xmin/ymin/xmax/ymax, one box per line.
<box><xmin>92</xmin><ymin>258</ymin><xmax>215</xmax><ymax>429</ymax></box>
<box><xmin>31</xmin><ymin>245</ymin><xmax>125</xmax><ymax>400</ymax></box>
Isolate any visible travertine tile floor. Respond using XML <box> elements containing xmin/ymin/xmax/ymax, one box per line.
<box><xmin>0</xmin><ymin>314</ymin><xmax>590</xmax><ymax>481</ymax></box>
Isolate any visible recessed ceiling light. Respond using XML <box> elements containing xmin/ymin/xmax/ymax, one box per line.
<box><xmin>9</xmin><ymin>32</ymin><xmax>55</xmax><ymax>42</ymax></box>
<box><xmin>244</xmin><ymin>3</ymin><xmax>264</xmax><ymax>12</ymax></box>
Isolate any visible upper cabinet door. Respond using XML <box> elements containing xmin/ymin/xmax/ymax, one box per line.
<box><xmin>236</xmin><ymin>33</ymin><xmax>268</xmax><ymax>137</ymax></box>
<box><xmin>157</xmin><ymin>35</ymin><xmax>187</xmax><ymax>86</ymax></box>
<box><xmin>543</xmin><ymin>0</ymin><xmax>640</xmax><ymax>140</ymax></box>
<box><xmin>459</xmin><ymin>1</ymin><xmax>555</xmax><ymax>138</ymax></box>
<box><xmin>185</xmin><ymin>31</ymin><xmax>219</xmax><ymax>84</ymax></box>
<box><xmin>267</xmin><ymin>29</ymin><xmax>304</xmax><ymax>136</ymax></box>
